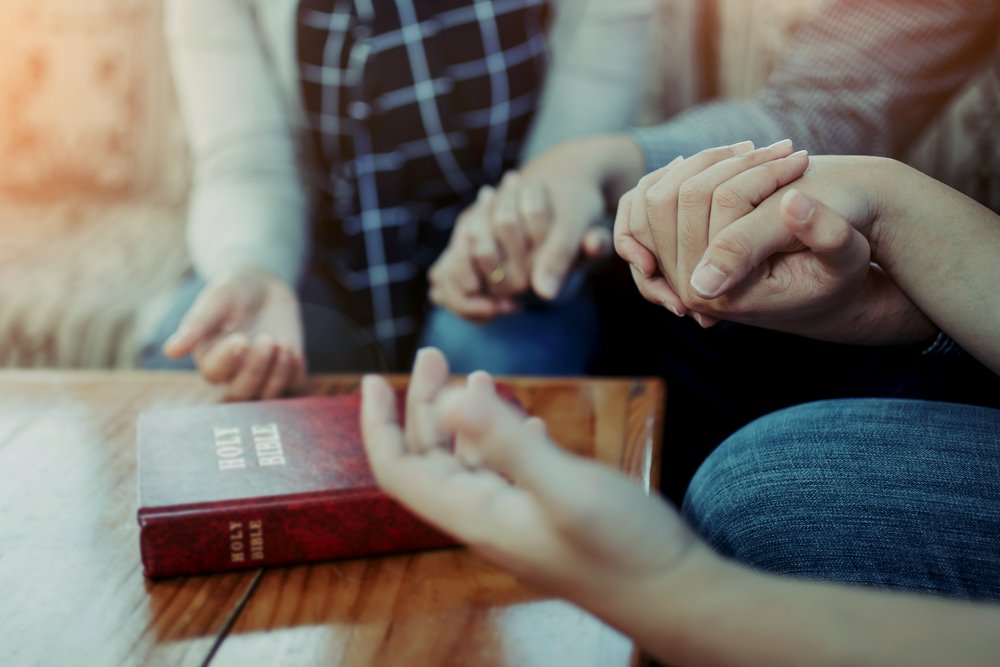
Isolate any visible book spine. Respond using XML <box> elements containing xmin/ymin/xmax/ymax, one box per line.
<box><xmin>139</xmin><ymin>493</ymin><xmax>455</xmax><ymax>578</ymax></box>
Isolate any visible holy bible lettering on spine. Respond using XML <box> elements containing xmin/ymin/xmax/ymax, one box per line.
<box><xmin>136</xmin><ymin>393</ymin><xmax>454</xmax><ymax>578</ymax></box>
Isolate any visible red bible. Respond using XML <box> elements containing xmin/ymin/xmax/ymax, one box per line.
<box><xmin>137</xmin><ymin>393</ymin><xmax>455</xmax><ymax>578</ymax></box>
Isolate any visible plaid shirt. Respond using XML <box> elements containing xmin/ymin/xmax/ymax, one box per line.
<box><xmin>297</xmin><ymin>0</ymin><xmax>548</xmax><ymax>368</ymax></box>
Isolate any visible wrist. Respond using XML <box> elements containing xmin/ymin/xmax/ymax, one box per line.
<box><xmin>226</xmin><ymin>265</ymin><xmax>286</xmax><ymax>284</ymax></box>
<box><xmin>525</xmin><ymin>134</ymin><xmax>645</xmax><ymax>206</ymax></box>
<box><xmin>865</xmin><ymin>158</ymin><xmax>918</xmax><ymax>269</ymax></box>
<box><xmin>625</xmin><ymin>551</ymin><xmax>758</xmax><ymax>665</ymax></box>
<box><xmin>836</xmin><ymin>267</ymin><xmax>936</xmax><ymax>346</ymax></box>
<box><xmin>572</xmin><ymin>542</ymin><xmax>740</xmax><ymax>661</ymax></box>
<box><xmin>588</xmin><ymin>134</ymin><xmax>646</xmax><ymax>202</ymax></box>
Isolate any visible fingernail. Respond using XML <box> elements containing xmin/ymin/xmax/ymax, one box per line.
<box><xmin>691</xmin><ymin>313</ymin><xmax>706</xmax><ymax>327</ymax></box>
<box><xmin>766</xmin><ymin>138</ymin><xmax>793</xmax><ymax>151</ymax></box>
<box><xmin>731</xmin><ymin>140</ymin><xmax>755</xmax><ymax>154</ymax></box>
<box><xmin>165</xmin><ymin>325</ymin><xmax>189</xmax><ymax>346</ymax></box>
<box><xmin>788</xmin><ymin>149</ymin><xmax>809</xmax><ymax>159</ymax></box>
<box><xmin>690</xmin><ymin>262</ymin><xmax>731</xmax><ymax>298</ymax></box>
<box><xmin>536</xmin><ymin>273</ymin><xmax>560</xmax><ymax>299</ymax></box>
<box><xmin>784</xmin><ymin>189</ymin><xmax>816</xmax><ymax>223</ymax></box>
<box><xmin>662</xmin><ymin>301</ymin><xmax>682</xmax><ymax>317</ymax></box>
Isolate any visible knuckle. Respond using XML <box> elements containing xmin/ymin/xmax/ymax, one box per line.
<box><xmin>632</xmin><ymin>275</ymin><xmax>657</xmax><ymax>304</ymax></box>
<box><xmin>731</xmin><ymin>150</ymin><xmax>757</xmax><ymax>168</ymax></box>
<box><xmin>677</xmin><ymin>181</ymin><xmax>709</xmax><ymax>207</ymax></box>
<box><xmin>823</xmin><ymin>218</ymin><xmax>854</xmax><ymax>250</ymax></box>
<box><xmin>711</xmin><ymin>228</ymin><xmax>756</xmax><ymax>265</ymax></box>
<box><xmin>471</xmin><ymin>244</ymin><xmax>495</xmax><ymax>262</ymax></box>
<box><xmin>678</xmin><ymin>286</ymin><xmax>710</xmax><ymax>312</ymax></box>
<box><xmin>676</xmin><ymin>219</ymin><xmax>705</xmax><ymax>251</ymax></box>
<box><xmin>493</xmin><ymin>211</ymin><xmax>519</xmax><ymax>232</ymax></box>
<box><xmin>712</xmin><ymin>186</ymin><xmax>746</xmax><ymax>211</ymax></box>
<box><xmin>637</xmin><ymin>171</ymin><xmax>659</xmax><ymax>191</ymax></box>
<box><xmin>642</xmin><ymin>188</ymin><xmax>663</xmax><ymax>215</ymax></box>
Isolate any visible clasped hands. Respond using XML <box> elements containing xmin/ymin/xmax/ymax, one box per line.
<box><xmin>429</xmin><ymin>169</ymin><xmax>612</xmax><ymax>321</ymax></box>
<box><xmin>614</xmin><ymin>140</ymin><xmax>877</xmax><ymax>338</ymax></box>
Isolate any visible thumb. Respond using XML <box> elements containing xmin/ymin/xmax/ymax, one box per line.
<box><xmin>780</xmin><ymin>189</ymin><xmax>870</xmax><ymax>270</ymax></box>
<box><xmin>162</xmin><ymin>285</ymin><xmax>233</xmax><ymax>358</ymax></box>
<box><xmin>690</xmin><ymin>198</ymin><xmax>804</xmax><ymax>300</ymax></box>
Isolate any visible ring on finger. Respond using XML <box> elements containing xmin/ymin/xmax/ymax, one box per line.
<box><xmin>487</xmin><ymin>266</ymin><xmax>508</xmax><ymax>286</ymax></box>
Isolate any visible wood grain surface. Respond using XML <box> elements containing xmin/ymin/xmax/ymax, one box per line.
<box><xmin>0</xmin><ymin>371</ymin><xmax>664</xmax><ymax>667</ymax></box>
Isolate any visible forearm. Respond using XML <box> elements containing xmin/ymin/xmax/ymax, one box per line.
<box><xmin>186</xmin><ymin>180</ymin><xmax>307</xmax><ymax>287</ymax></box>
<box><xmin>520</xmin><ymin>0</ymin><xmax>655</xmax><ymax>161</ymax></box>
<box><xmin>588</xmin><ymin>554</ymin><xmax>1000</xmax><ymax>667</ymax></box>
<box><xmin>521</xmin><ymin>134</ymin><xmax>646</xmax><ymax>208</ymax></box>
<box><xmin>167</xmin><ymin>0</ymin><xmax>309</xmax><ymax>287</ymax></box>
<box><xmin>872</xmin><ymin>162</ymin><xmax>1000</xmax><ymax>374</ymax></box>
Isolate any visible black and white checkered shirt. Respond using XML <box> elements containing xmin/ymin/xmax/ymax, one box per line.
<box><xmin>297</xmin><ymin>0</ymin><xmax>548</xmax><ymax>368</ymax></box>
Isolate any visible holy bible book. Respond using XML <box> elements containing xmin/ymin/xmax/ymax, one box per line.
<box><xmin>137</xmin><ymin>393</ymin><xmax>455</xmax><ymax>578</ymax></box>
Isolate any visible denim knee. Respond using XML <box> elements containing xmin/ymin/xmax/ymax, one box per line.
<box><xmin>682</xmin><ymin>399</ymin><xmax>1000</xmax><ymax>600</ymax></box>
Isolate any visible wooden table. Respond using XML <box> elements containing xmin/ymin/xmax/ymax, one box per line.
<box><xmin>0</xmin><ymin>371</ymin><xmax>664</xmax><ymax>666</ymax></box>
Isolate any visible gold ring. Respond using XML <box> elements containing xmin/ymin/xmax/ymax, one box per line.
<box><xmin>487</xmin><ymin>266</ymin><xmax>507</xmax><ymax>286</ymax></box>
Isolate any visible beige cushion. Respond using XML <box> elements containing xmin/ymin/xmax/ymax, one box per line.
<box><xmin>0</xmin><ymin>201</ymin><xmax>188</xmax><ymax>368</ymax></box>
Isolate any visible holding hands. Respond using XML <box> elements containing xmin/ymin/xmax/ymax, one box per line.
<box><xmin>429</xmin><ymin>156</ymin><xmax>613</xmax><ymax>322</ymax></box>
<box><xmin>615</xmin><ymin>144</ymin><xmax>933</xmax><ymax>344</ymax></box>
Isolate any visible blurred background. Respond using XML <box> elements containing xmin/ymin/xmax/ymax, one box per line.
<box><xmin>0</xmin><ymin>0</ymin><xmax>996</xmax><ymax>369</ymax></box>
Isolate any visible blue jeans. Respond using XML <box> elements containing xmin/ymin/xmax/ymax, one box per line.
<box><xmin>420</xmin><ymin>276</ymin><xmax>598</xmax><ymax>375</ymax></box>
<box><xmin>683</xmin><ymin>398</ymin><xmax>1000</xmax><ymax>601</ymax></box>
<box><xmin>591</xmin><ymin>262</ymin><xmax>1000</xmax><ymax>503</ymax></box>
<box><xmin>141</xmin><ymin>271</ymin><xmax>598</xmax><ymax>376</ymax></box>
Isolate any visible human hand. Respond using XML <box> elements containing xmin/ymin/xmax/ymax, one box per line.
<box><xmin>462</xmin><ymin>168</ymin><xmax>611</xmax><ymax>300</ymax></box>
<box><xmin>162</xmin><ymin>267</ymin><xmax>307</xmax><ymax>400</ymax></box>
<box><xmin>613</xmin><ymin>139</ymin><xmax>809</xmax><ymax>323</ymax></box>
<box><xmin>361</xmin><ymin>347</ymin><xmax>712</xmax><ymax>606</ymax></box>
<box><xmin>428</xmin><ymin>187</ymin><xmax>520</xmax><ymax>322</ymax></box>
<box><xmin>430</xmin><ymin>138</ymin><xmax>627</xmax><ymax>319</ymax></box>
<box><xmin>617</xmin><ymin>147</ymin><xmax>933</xmax><ymax>343</ymax></box>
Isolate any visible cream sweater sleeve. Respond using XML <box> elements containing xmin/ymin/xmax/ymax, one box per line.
<box><xmin>519</xmin><ymin>0</ymin><xmax>656</xmax><ymax>161</ymax></box>
<box><xmin>165</xmin><ymin>0</ymin><xmax>308</xmax><ymax>287</ymax></box>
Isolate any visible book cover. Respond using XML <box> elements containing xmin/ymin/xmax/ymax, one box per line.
<box><xmin>137</xmin><ymin>392</ymin><xmax>456</xmax><ymax>578</ymax></box>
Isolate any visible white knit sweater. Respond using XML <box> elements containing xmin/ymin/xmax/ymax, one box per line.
<box><xmin>164</xmin><ymin>0</ymin><xmax>655</xmax><ymax>287</ymax></box>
